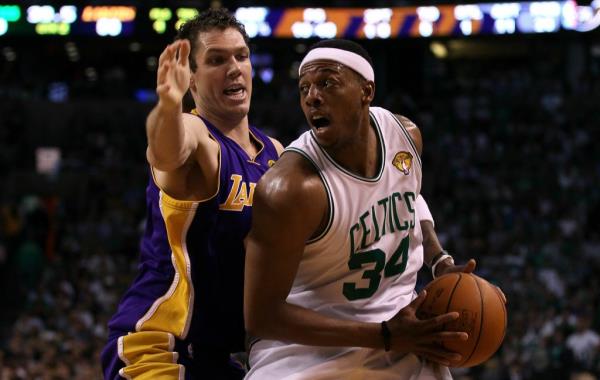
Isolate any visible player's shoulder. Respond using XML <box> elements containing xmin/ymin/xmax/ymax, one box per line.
<box><xmin>255</xmin><ymin>150</ymin><xmax>324</xmax><ymax>208</ymax></box>
<box><xmin>181</xmin><ymin>112</ymin><xmax>207</xmax><ymax>130</ymax></box>
<box><xmin>391</xmin><ymin>112</ymin><xmax>422</xmax><ymax>156</ymax></box>
<box><xmin>267</xmin><ymin>137</ymin><xmax>285</xmax><ymax>156</ymax></box>
<box><xmin>394</xmin><ymin>114</ymin><xmax>418</xmax><ymax>130</ymax></box>
<box><xmin>371</xmin><ymin>107</ymin><xmax>420</xmax><ymax>133</ymax></box>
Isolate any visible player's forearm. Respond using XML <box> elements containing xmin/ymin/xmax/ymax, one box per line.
<box><xmin>246</xmin><ymin>301</ymin><xmax>383</xmax><ymax>349</ymax></box>
<box><xmin>421</xmin><ymin>220</ymin><xmax>443</xmax><ymax>266</ymax></box>
<box><xmin>146</xmin><ymin>101</ymin><xmax>189</xmax><ymax>170</ymax></box>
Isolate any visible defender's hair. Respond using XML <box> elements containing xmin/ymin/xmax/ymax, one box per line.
<box><xmin>175</xmin><ymin>8</ymin><xmax>250</xmax><ymax>72</ymax></box>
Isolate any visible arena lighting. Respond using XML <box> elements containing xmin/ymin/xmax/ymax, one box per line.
<box><xmin>36</xmin><ymin>22</ymin><xmax>70</xmax><ymax>35</ymax></box>
<box><xmin>1</xmin><ymin>1</ymin><xmax>599</xmax><ymax>38</ymax></box>
<box><xmin>363</xmin><ymin>8</ymin><xmax>392</xmax><ymax>39</ymax></box>
<box><xmin>291</xmin><ymin>8</ymin><xmax>337</xmax><ymax>39</ymax></box>
<box><xmin>562</xmin><ymin>0</ymin><xmax>600</xmax><ymax>31</ymax></box>
<box><xmin>235</xmin><ymin>7</ymin><xmax>270</xmax><ymax>38</ymax></box>
<box><xmin>27</xmin><ymin>5</ymin><xmax>76</xmax><ymax>24</ymax></box>
<box><xmin>455</xmin><ymin>5</ymin><xmax>484</xmax><ymax>20</ymax></box>
<box><xmin>419</xmin><ymin>21</ymin><xmax>434</xmax><ymax>37</ymax></box>
<box><xmin>430</xmin><ymin>41</ymin><xmax>448</xmax><ymax>58</ymax></box>
<box><xmin>0</xmin><ymin>4</ymin><xmax>20</xmax><ymax>21</ymax></box>
<box><xmin>26</xmin><ymin>5</ymin><xmax>76</xmax><ymax>35</ymax></box>
<box><xmin>259</xmin><ymin>68</ymin><xmax>274</xmax><ymax>83</ymax></box>
<box><xmin>81</xmin><ymin>6</ymin><xmax>135</xmax><ymax>22</ymax></box>
<box><xmin>175</xmin><ymin>8</ymin><xmax>198</xmax><ymax>30</ymax></box>
<box><xmin>96</xmin><ymin>18</ymin><xmax>122</xmax><ymax>36</ymax></box>
<box><xmin>149</xmin><ymin>7</ymin><xmax>171</xmax><ymax>34</ymax></box>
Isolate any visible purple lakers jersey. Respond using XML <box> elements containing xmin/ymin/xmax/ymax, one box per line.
<box><xmin>106</xmin><ymin>115</ymin><xmax>279</xmax><ymax>362</ymax></box>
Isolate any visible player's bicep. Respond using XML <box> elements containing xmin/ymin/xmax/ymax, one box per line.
<box><xmin>244</xmin><ymin>162</ymin><xmax>326</xmax><ymax>327</ymax></box>
<box><xmin>245</xmin><ymin>179</ymin><xmax>316</xmax><ymax>301</ymax></box>
<box><xmin>185</xmin><ymin>114</ymin><xmax>219</xmax><ymax>176</ymax></box>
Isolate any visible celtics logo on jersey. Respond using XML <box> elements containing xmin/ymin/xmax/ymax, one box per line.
<box><xmin>392</xmin><ymin>151</ymin><xmax>413</xmax><ymax>175</ymax></box>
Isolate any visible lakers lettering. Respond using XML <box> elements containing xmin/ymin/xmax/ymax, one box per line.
<box><xmin>220</xmin><ymin>174</ymin><xmax>257</xmax><ymax>211</ymax></box>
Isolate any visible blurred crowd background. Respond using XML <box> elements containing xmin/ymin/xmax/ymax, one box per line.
<box><xmin>1</xmin><ymin>1</ymin><xmax>600</xmax><ymax>379</ymax></box>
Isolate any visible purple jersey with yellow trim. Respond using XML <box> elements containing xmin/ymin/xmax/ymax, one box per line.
<box><xmin>103</xmin><ymin>115</ymin><xmax>278</xmax><ymax>378</ymax></box>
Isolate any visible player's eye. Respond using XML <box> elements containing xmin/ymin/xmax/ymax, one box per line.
<box><xmin>324</xmin><ymin>79</ymin><xmax>337</xmax><ymax>88</ymax></box>
<box><xmin>208</xmin><ymin>56</ymin><xmax>224</xmax><ymax>65</ymax></box>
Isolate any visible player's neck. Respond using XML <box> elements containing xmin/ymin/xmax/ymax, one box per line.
<box><xmin>197</xmin><ymin>109</ymin><xmax>257</xmax><ymax>156</ymax></box>
<box><xmin>198</xmin><ymin>109</ymin><xmax>249</xmax><ymax>136</ymax></box>
<box><xmin>328</xmin><ymin>117</ymin><xmax>380</xmax><ymax>178</ymax></box>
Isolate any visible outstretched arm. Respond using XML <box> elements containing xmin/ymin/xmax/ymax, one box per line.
<box><xmin>146</xmin><ymin>40</ymin><xmax>207</xmax><ymax>172</ymax></box>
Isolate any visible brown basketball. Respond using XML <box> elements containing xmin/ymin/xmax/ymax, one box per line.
<box><xmin>417</xmin><ymin>272</ymin><xmax>507</xmax><ymax>368</ymax></box>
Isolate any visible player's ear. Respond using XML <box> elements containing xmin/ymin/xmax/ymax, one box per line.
<box><xmin>189</xmin><ymin>76</ymin><xmax>196</xmax><ymax>92</ymax></box>
<box><xmin>361</xmin><ymin>81</ymin><xmax>375</xmax><ymax>104</ymax></box>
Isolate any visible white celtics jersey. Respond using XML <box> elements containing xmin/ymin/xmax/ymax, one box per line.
<box><xmin>246</xmin><ymin>107</ymin><xmax>436</xmax><ymax>380</ymax></box>
<box><xmin>285</xmin><ymin>106</ymin><xmax>423</xmax><ymax>321</ymax></box>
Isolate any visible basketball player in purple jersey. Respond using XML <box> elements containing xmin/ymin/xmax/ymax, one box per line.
<box><xmin>101</xmin><ymin>9</ymin><xmax>283</xmax><ymax>379</ymax></box>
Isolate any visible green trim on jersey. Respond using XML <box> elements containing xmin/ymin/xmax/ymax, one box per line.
<box><xmin>285</xmin><ymin>147</ymin><xmax>335</xmax><ymax>244</ymax></box>
<box><xmin>309</xmin><ymin>112</ymin><xmax>386</xmax><ymax>183</ymax></box>
<box><xmin>389</xmin><ymin>113</ymin><xmax>422</xmax><ymax>169</ymax></box>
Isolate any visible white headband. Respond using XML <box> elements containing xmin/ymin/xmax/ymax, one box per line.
<box><xmin>299</xmin><ymin>47</ymin><xmax>375</xmax><ymax>82</ymax></box>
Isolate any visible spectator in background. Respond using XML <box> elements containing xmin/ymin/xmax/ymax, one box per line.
<box><xmin>567</xmin><ymin>316</ymin><xmax>600</xmax><ymax>373</ymax></box>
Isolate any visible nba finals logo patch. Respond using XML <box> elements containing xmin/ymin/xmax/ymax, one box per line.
<box><xmin>392</xmin><ymin>151</ymin><xmax>413</xmax><ymax>175</ymax></box>
<box><xmin>268</xmin><ymin>159</ymin><xmax>276</xmax><ymax>167</ymax></box>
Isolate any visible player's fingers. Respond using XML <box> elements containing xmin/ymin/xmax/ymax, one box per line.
<box><xmin>177</xmin><ymin>39</ymin><xmax>191</xmax><ymax>67</ymax></box>
<box><xmin>409</xmin><ymin>290</ymin><xmax>427</xmax><ymax>310</ymax></box>
<box><xmin>421</xmin><ymin>311</ymin><xmax>459</xmax><ymax>330</ymax></box>
<box><xmin>164</xmin><ymin>43</ymin><xmax>178</xmax><ymax>62</ymax></box>
<box><xmin>423</xmin><ymin>331</ymin><xmax>469</xmax><ymax>343</ymax></box>
<box><xmin>158</xmin><ymin>44</ymin><xmax>172</xmax><ymax>66</ymax></box>
<box><xmin>461</xmin><ymin>259</ymin><xmax>476</xmax><ymax>273</ymax></box>
<box><xmin>157</xmin><ymin>62</ymin><xmax>169</xmax><ymax>85</ymax></box>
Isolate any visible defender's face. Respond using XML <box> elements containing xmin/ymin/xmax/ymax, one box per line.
<box><xmin>299</xmin><ymin>60</ymin><xmax>365</xmax><ymax>148</ymax></box>
<box><xmin>192</xmin><ymin>27</ymin><xmax>251</xmax><ymax>121</ymax></box>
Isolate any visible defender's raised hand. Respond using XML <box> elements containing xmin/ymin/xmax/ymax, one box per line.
<box><xmin>156</xmin><ymin>40</ymin><xmax>191</xmax><ymax>109</ymax></box>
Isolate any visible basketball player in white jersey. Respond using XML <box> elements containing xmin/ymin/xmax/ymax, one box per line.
<box><xmin>244</xmin><ymin>39</ymin><xmax>477</xmax><ymax>379</ymax></box>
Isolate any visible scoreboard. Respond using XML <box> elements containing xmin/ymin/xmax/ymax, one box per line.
<box><xmin>0</xmin><ymin>1</ymin><xmax>598</xmax><ymax>38</ymax></box>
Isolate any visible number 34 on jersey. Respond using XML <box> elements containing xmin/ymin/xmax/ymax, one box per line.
<box><xmin>344</xmin><ymin>191</ymin><xmax>416</xmax><ymax>301</ymax></box>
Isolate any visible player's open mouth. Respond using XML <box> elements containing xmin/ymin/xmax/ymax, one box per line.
<box><xmin>311</xmin><ymin>115</ymin><xmax>331</xmax><ymax>129</ymax></box>
<box><xmin>223</xmin><ymin>85</ymin><xmax>246</xmax><ymax>100</ymax></box>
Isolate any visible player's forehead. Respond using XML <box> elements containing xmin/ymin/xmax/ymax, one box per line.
<box><xmin>196</xmin><ymin>27</ymin><xmax>248</xmax><ymax>55</ymax></box>
<box><xmin>299</xmin><ymin>60</ymin><xmax>346</xmax><ymax>79</ymax></box>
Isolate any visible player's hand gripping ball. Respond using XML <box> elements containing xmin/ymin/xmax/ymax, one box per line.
<box><xmin>417</xmin><ymin>273</ymin><xmax>507</xmax><ymax>368</ymax></box>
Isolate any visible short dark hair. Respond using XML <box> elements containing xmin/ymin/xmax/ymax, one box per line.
<box><xmin>175</xmin><ymin>8</ymin><xmax>250</xmax><ymax>72</ymax></box>
<box><xmin>307</xmin><ymin>39</ymin><xmax>373</xmax><ymax>68</ymax></box>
